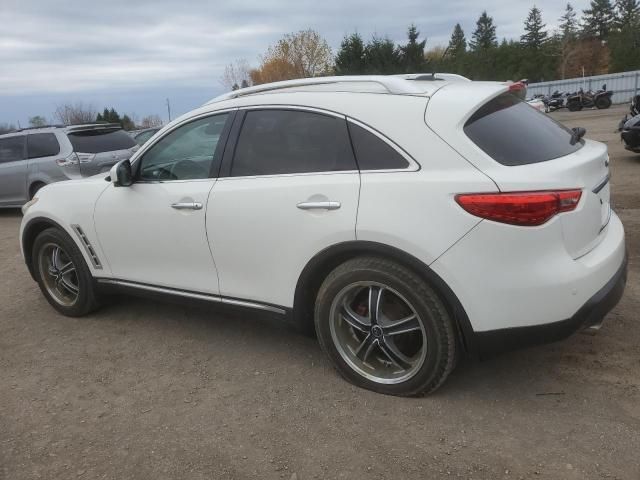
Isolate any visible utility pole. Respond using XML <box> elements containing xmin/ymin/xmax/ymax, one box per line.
<box><xmin>166</xmin><ymin>98</ymin><xmax>172</xmax><ymax>123</ymax></box>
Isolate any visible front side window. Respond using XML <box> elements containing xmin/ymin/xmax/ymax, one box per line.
<box><xmin>138</xmin><ymin>113</ymin><xmax>228</xmax><ymax>181</ymax></box>
<box><xmin>68</xmin><ymin>129</ymin><xmax>136</xmax><ymax>153</ymax></box>
<box><xmin>231</xmin><ymin>110</ymin><xmax>357</xmax><ymax>176</ymax></box>
<box><xmin>27</xmin><ymin>133</ymin><xmax>60</xmax><ymax>158</ymax></box>
<box><xmin>0</xmin><ymin>136</ymin><xmax>26</xmax><ymax>163</ymax></box>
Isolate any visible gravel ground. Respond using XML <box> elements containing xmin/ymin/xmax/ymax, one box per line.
<box><xmin>1</xmin><ymin>104</ymin><xmax>639</xmax><ymax>480</ymax></box>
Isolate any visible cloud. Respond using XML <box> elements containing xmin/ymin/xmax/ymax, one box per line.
<box><xmin>0</xmin><ymin>0</ymin><xmax>589</xmax><ymax>123</ymax></box>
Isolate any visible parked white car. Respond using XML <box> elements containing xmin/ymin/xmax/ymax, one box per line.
<box><xmin>20</xmin><ymin>75</ymin><xmax>627</xmax><ymax>396</ymax></box>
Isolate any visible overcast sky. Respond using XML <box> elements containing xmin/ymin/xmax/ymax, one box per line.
<box><xmin>0</xmin><ymin>0</ymin><xmax>590</xmax><ymax>126</ymax></box>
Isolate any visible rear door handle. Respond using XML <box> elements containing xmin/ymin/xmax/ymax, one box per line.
<box><xmin>296</xmin><ymin>201</ymin><xmax>341</xmax><ymax>211</ymax></box>
<box><xmin>171</xmin><ymin>202</ymin><xmax>203</xmax><ymax>210</ymax></box>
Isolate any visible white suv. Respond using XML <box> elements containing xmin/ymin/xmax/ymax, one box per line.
<box><xmin>20</xmin><ymin>75</ymin><xmax>627</xmax><ymax>396</ymax></box>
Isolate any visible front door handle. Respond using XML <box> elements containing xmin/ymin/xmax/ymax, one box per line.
<box><xmin>171</xmin><ymin>202</ymin><xmax>203</xmax><ymax>210</ymax></box>
<box><xmin>296</xmin><ymin>201</ymin><xmax>341</xmax><ymax>211</ymax></box>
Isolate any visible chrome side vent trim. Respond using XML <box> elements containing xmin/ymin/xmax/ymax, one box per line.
<box><xmin>71</xmin><ymin>224</ymin><xmax>103</xmax><ymax>269</ymax></box>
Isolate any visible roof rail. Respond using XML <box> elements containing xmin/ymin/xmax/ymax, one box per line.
<box><xmin>15</xmin><ymin>124</ymin><xmax>66</xmax><ymax>132</ymax></box>
<box><xmin>65</xmin><ymin>123</ymin><xmax>122</xmax><ymax>132</ymax></box>
<box><xmin>206</xmin><ymin>75</ymin><xmax>441</xmax><ymax>104</ymax></box>
<box><xmin>395</xmin><ymin>73</ymin><xmax>471</xmax><ymax>82</ymax></box>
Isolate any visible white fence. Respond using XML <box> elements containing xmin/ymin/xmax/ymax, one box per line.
<box><xmin>527</xmin><ymin>70</ymin><xmax>640</xmax><ymax>104</ymax></box>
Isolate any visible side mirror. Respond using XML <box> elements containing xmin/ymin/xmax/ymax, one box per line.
<box><xmin>108</xmin><ymin>159</ymin><xmax>133</xmax><ymax>187</ymax></box>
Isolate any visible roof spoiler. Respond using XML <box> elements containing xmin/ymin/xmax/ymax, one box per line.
<box><xmin>66</xmin><ymin>123</ymin><xmax>122</xmax><ymax>132</ymax></box>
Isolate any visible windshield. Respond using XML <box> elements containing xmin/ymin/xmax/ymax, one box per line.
<box><xmin>68</xmin><ymin>129</ymin><xmax>136</xmax><ymax>153</ymax></box>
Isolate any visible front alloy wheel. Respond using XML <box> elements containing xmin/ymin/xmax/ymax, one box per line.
<box><xmin>32</xmin><ymin>227</ymin><xmax>100</xmax><ymax>317</ymax></box>
<box><xmin>38</xmin><ymin>243</ymin><xmax>79</xmax><ymax>307</ymax></box>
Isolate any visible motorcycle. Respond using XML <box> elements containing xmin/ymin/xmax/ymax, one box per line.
<box><xmin>542</xmin><ymin>90</ymin><xmax>568</xmax><ymax>112</ymax></box>
<box><xmin>618</xmin><ymin>95</ymin><xmax>640</xmax><ymax>153</ymax></box>
<box><xmin>566</xmin><ymin>84</ymin><xmax>614</xmax><ymax>111</ymax></box>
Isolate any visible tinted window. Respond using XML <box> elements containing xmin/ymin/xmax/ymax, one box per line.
<box><xmin>348</xmin><ymin>123</ymin><xmax>409</xmax><ymax>170</ymax></box>
<box><xmin>232</xmin><ymin>110</ymin><xmax>357</xmax><ymax>176</ymax></box>
<box><xmin>68</xmin><ymin>129</ymin><xmax>136</xmax><ymax>153</ymax></box>
<box><xmin>464</xmin><ymin>93</ymin><xmax>583</xmax><ymax>166</ymax></box>
<box><xmin>27</xmin><ymin>133</ymin><xmax>60</xmax><ymax>158</ymax></box>
<box><xmin>0</xmin><ymin>136</ymin><xmax>26</xmax><ymax>163</ymax></box>
<box><xmin>138</xmin><ymin>114</ymin><xmax>228</xmax><ymax>181</ymax></box>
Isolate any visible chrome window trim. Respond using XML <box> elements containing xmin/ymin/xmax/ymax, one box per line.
<box><xmin>96</xmin><ymin>279</ymin><xmax>286</xmax><ymax>315</ymax></box>
<box><xmin>346</xmin><ymin>117</ymin><xmax>420</xmax><ymax>172</ymax></box>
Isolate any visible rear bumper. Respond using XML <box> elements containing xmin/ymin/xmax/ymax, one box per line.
<box><xmin>472</xmin><ymin>250</ymin><xmax>627</xmax><ymax>357</ymax></box>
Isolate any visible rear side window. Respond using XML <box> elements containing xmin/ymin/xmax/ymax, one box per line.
<box><xmin>27</xmin><ymin>133</ymin><xmax>60</xmax><ymax>158</ymax></box>
<box><xmin>68</xmin><ymin>129</ymin><xmax>136</xmax><ymax>153</ymax></box>
<box><xmin>464</xmin><ymin>93</ymin><xmax>583</xmax><ymax>166</ymax></box>
<box><xmin>0</xmin><ymin>136</ymin><xmax>26</xmax><ymax>163</ymax></box>
<box><xmin>348</xmin><ymin>123</ymin><xmax>409</xmax><ymax>170</ymax></box>
<box><xmin>232</xmin><ymin>110</ymin><xmax>357</xmax><ymax>176</ymax></box>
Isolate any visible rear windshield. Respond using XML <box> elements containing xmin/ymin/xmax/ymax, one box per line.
<box><xmin>68</xmin><ymin>129</ymin><xmax>136</xmax><ymax>153</ymax></box>
<box><xmin>464</xmin><ymin>93</ymin><xmax>583</xmax><ymax>166</ymax></box>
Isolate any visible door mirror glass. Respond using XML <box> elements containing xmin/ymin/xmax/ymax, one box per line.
<box><xmin>109</xmin><ymin>159</ymin><xmax>133</xmax><ymax>187</ymax></box>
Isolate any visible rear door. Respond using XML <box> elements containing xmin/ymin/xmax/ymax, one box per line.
<box><xmin>207</xmin><ymin>108</ymin><xmax>360</xmax><ymax>308</ymax></box>
<box><xmin>0</xmin><ymin>135</ymin><xmax>28</xmax><ymax>205</ymax></box>
<box><xmin>67</xmin><ymin>128</ymin><xmax>138</xmax><ymax>176</ymax></box>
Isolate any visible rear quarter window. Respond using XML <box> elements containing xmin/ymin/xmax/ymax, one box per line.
<box><xmin>464</xmin><ymin>93</ymin><xmax>583</xmax><ymax>166</ymax></box>
<box><xmin>68</xmin><ymin>129</ymin><xmax>136</xmax><ymax>153</ymax></box>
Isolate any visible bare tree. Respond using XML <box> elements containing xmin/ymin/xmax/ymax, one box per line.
<box><xmin>54</xmin><ymin>102</ymin><xmax>97</xmax><ymax>125</ymax></box>
<box><xmin>140</xmin><ymin>115</ymin><xmax>163</xmax><ymax>128</ymax></box>
<box><xmin>250</xmin><ymin>29</ymin><xmax>333</xmax><ymax>86</ymax></box>
<box><xmin>220</xmin><ymin>59</ymin><xmax>252</xmax><ymax>91</ymax></box>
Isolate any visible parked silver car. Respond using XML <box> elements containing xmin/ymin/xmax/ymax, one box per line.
<box><xmin>0</xmin><ymin>124</ymin><xmax>138</xmax><ymax>207</ymax></box>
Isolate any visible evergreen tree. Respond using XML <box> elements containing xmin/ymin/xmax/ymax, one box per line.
<box><xmin>102</xmin><ymin>108</ymin><xmax>110</xmax><ymax>122</ymax></box>
<box><xmin>447</xmin><ymin>23</ymin><xmax>467</xmax><ymax>57</ymax></box>
<box><xmin>521</xmin><ymin>6</ymin><xmax>548</xmax><ymax>49</ymax></box>
<box><xmin>96</xmin><ymin>113</ymin><xmax>103</xmax><ymax>122</ymax></box>
<box><xmin>470</xmin><ymin>11</ymin><xmax>498</xmax><ymax>51</ymax></box>
<box><xmin>335</xmin><ymin>33</ymin><xmax>366</xmax><ymax>75</ymax></box>
<box><xmin>363</xmin><ymin>36</ymin><xmax>401</xmax><ymax>74</ymax></box>
<box><xmin>398</xmin><ymin>25</ymin><xmax>428</xmax><ymax>72</ymax></box>
<box><xmin>582</xmin><ymin>0</ymin><xmax>615</xmax><ymax>39</ymax></box>
<box><xmin>240</xmin><ymin>79</ymin><xmax>249</xmax><ymax>88</ymax></box>
<box><xmin>121</xmin><ymin>114</ymin><xmax>135</xmax><ymax>131</ymax></box>
<box><xmin>108</xmin><ymin>108</ymin><xmax>120</xmax><ymax>124</ymax></box>
<box><xmin>615</xmin><ymin>0</ymin><xmax>640</xmax><ymax>28</ymax></box>
<box><xmin>559</xmin><ymin>3</ymin><xmax>579</xmax><ymax>38</ymax></box>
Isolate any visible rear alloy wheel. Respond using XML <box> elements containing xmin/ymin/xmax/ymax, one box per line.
<box><xmin>315</xmin><ymin>257</ymin><xmax>457</xmax><ymax>396</ymax></box>
<box><xmin>32</xmin><ymin>227</ymin><xmax>100</xmax><ymax>316</ymax></box>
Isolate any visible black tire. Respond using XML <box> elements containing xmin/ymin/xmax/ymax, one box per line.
<box><xmin>29</xmin><ymin>182</ymin><xmax>46</xmax><ymax>199</ymax></box>
<box><xmin>567</xmin><ymin>101</ymin><xmax>582</xmax><ymax>112</ymax></box>
<box><xmin>314</xmin><ymin>256</ymin><xmax>457</xmax><ymax>396</ymax></box>
<box><xmin>32</xmin><ymin>227</ymin><xmax>100</xmax><ymax>317</ymax></box>
<box><xmin>595</xmin><ymin>96</ymin><xmax>612</xmax><ymax>109</ymax></box>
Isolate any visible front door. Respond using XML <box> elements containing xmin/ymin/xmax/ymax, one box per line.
<box><xmin>94</xmin><ymin>112</ymin><xmax>233</xmax><ymax>294</ymax></box>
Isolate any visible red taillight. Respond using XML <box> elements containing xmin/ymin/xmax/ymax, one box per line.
<box><xmin>508</xmin><ymin>81</ymin><xmax>527</xmax><ymax>99</ymax></box>
<box><xmin>455</xmin><ymin>190</ymin><xmax>582</xmax><ymax>226</ymax></box>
